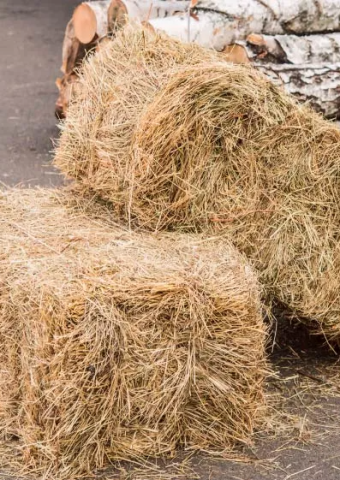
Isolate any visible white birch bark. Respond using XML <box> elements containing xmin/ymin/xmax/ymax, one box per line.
<box><xmin>195</xmin><ymin>1</ymin><xmax>340</xmax><ymax>37</ymax></box>
<box><xmin>257</xmin><ymin>63</ymin><xmax>340</xmax><ymax>119</ymax></box>
<box><xmin>149</xmin><ymin>11</ymin><xmax>235</xmax><ymax>51</ymax></box>
<box><xmin>244</xmin><ymin>33</ymin><xmax>340</xmax><ymax>64</ymax></box>
<box><xmin>123</xmin><ymin>0</ymin><xmax>189</xmax><ymax>18</ymax></box>
<box><xmin>108</xmin><ymin>0</ymin><xmax>189</xmax><ymax>25</ymax></box>
<box><xmin>149</xmin><ymin>0</ymin><xmax>340</xmax><ymax>52</ymax></box>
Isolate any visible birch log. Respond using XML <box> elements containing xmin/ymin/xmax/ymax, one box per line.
<box><xmin>194</xmin><ymin>1</ymin><xmax>340</xmax><ymax>40</ymax></box>
<box><xmin>61</xmin><ymin>20</ymin><xmax>76</xmax><ymax>75</ymax></box>
<box><xmin>57</xmin><ymin>13</ymin><xmax>100</xmax><ymax>118</ymax></box>
<box><xmin>57</xmin><ymin>19</ymin><xmax>95</xmax><ymax>117</ymax></box>
<box><xmin>149</xmin><ymin>0</ymin><xmax>340</xmax><ymax>52</ymax></box>
<box><xmin>73</xmin><ymin>1</ymin><xmax>111</xmax><ymax>44</ymax></box>
<box><xmin>149</xmin><ymin>12</ymin><xmax>234</xmax><ymax>51</ymax></box>
<box><xmin>243</xmin><ymin>33</ymin><xmax>340</xmax><ymax>64</ymax></box>
<box><xmin>257</xmin><ymin>63</ymin><xmax>340</xmax><ymax>119</ymax></box>
<box><xmin>148</xmin><ymin>13</ymin><xmax>340</xmax><ymax>118</ymax></box>
<box><xmin>61</xmin><ymin>20</ymin><xmax>96</xmax><ymax>76</ymax></box>
<box><xmin>107</xmin><ymin>0</ymin><xmax>189</xmax><ymax>32</ymax></box>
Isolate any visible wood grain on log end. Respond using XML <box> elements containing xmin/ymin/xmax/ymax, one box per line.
<box><xmin>247</xmin><ymin>33</ymin><xmax>266</xmax><ymax>47</ymax></box>
<box><xmin>141</xmin><ymin>20</ymin><xmax>156</xmax><ymax>33</ymax></box>
<box><xmin>223</xmin><ymin>44</ymin><xmax>250</xmax><ymax>64</ymax></box>
<box><xmin>108</xmin><ymin>0</ymin><xmax>128</xmax><ymax>33</ymax></box>
<box><xmin>73</xmin><ymin>4</ymin><xmax>98</xmax><ymax>44</ymax></box>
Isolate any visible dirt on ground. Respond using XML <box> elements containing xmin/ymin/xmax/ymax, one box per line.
<box><xmin>1</xmin><ymin>1</ymin><xmax>340</xmax><ymax>479</ymax></box>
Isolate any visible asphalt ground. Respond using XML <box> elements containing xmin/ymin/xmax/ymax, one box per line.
<box><xmin>0</xmin><ymin>0</ymin><xmax>79</xmax><ymax>187</ymax></box>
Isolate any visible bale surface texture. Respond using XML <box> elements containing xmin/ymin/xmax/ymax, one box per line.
<box><xmin>55</xmin><ymin>26</ymin><xmax>340</xmax><ymax>345</ymax></box>
<box><xmin>55</xmin><ymin>25</ymin><xmax>218</xmax><ymax>207</ymax></box>
<box><xmin>0</xmin><ymin>188</ymin><xmax>267</xmax><ymax>479</ymax></box>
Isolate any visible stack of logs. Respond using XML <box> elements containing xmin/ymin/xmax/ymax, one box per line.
<box><xmin>56</xmin><ymin>0</ymin><xmax>340</xmax><ymax>119</ymax></box>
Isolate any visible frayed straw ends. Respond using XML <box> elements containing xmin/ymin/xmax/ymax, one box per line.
<box><xmin>54</xmin><ymin>25</ymin><xmax>340</xmax><ymax>344</ymax></box>
<box><xmin>135</xmin><ymin>63</ymin><xmax>340</xmax><ymax>344</ymax></box>
<box><xmin>0</xmin><ymin>189</ymin><xmax>268</xmax><ymax>479</ymax></box>
<box><xmin>54</xmin><ymin>24</ymin><xmax>219</xmax><ymax>217</ymax></box>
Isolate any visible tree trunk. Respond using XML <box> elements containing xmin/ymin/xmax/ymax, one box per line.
<box><xmin>149</xmin><ymin>11</ymin><xmax>235</xmax><ymax>51</ymax></box>
<box><xmin>149</xmin><ymin>0</ymin><xmax>340</xmax><ymax>51</ymax></box>
<box><xmin>194</xmin><ymin>1</ymin><xmax>340</xmax><ymax>39</ymax></box>
<box><xmin>257</xmin><ymin>63</ymin><xmax>340</xmax><ymax>119</ymax></box>
<box><xmin>57</xmin><ymin>13</ymin><xmax>100</xmax><ymax>119</ymax></box>
<box><xmin>61</xmin><ymin>20</ymin><xmax>96</xmax><ymax>76</ymax></box>
<box><xmin>107</xmin><ymin>0</ymin><xmax>189</xmax><ymax>33</ymax></box>
<box><xmin>57</xmin><ymin>1</ymin><xmax>112</xmax><ymax>118</ymax></box>
<box><xmin>148</xmin><ymin>7</ymin><xmax>340</xmax><ymax>119</ymax></box>
<box><xmin>73</xmin><ymin>0</ymin><xmax>111</xmax><ymax>44</ymax></box>
<box><xmin>244</xmin><ymin>33</ymin><xmax>340</xmax><ymax>64</ymax></box>
<box><xmin>61</xmin><ymin>20</ymin><xmax>75</xmax><ymax>75</ymax></box>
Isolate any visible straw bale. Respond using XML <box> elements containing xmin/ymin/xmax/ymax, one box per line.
<box><xmin>134</xmin><ymin>62</ymin><xmax>340</xmax><ymax>339</ymax></box>
<box><xmin>55</xmin><ymin>25</ymin><xmax>340</xmax><ymax>345</ymax></box>
<box><xmin>0</xmin><ymin>188</ymin><xmax>267</xmax><ymax>479</ymax></box>
<box><xmin>54</xmin><ymin>24</ymin><xmax>219</xmax><ymax>208</ymax></box>
<box><xmin>134</xmin><ymin>64</ymin><xmax>340</xmax><ymax>346</ymax></box>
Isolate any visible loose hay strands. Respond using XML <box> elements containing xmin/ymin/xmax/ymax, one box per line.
<box><xmin>0</xmin><ymin>189</ymin><xmax>268</xmax><ymax>479</ymax></box>
<box><xmin>54</xmin><ymin>24</ymin><xmax>219</xmax><ymax>219</ymax></box>
<box><xmin>134</xmin><ymin>63</ymin><xmax>340</xmax><ymax>346</ymax></box>
<box><xmin>55</xmin><ymin>25</ymin><xmax>340</xmax><ymax>345</ymax></box>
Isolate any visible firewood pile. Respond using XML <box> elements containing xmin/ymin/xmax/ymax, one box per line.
<box><xmin>56</xmin><ymin>0</ymin><xmax>340</xmax><ymax>119</ymax></box>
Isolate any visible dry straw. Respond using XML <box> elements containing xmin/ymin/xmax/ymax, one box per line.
<box><xmin>55</xmin><ymin>24</ymin><xmax>218</xmax><ymax>204</ymax></box>
<box><xmin>55</xmin><ymin>25</ymin><xmax>340</xmax><ymax>345</ymax></box>
<box><xmin>0</xmin><ymin>188</ymin><xmax>268</xmax><ymax>479</ymax></box>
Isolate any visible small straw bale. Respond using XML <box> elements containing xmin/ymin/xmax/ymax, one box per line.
<box><xmin>0</xmin><ymin>189</ymin><xmax>268</xmax><ymax>479</ymax></box>
<box><xmin>54</xmin><ymin>25</ymin><xmax>340</xmax><ymax>345</ymax></box>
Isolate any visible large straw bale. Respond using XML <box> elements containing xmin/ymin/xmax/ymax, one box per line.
<box><xmin>134</xmin><ymin>63</ymin><xmax>340</xmax><ymax>345</ymax></box>
<box><xmin>54</xmin><ymin>25</ymin><xmax>340</xmax><ymax>345</ymax></box>
<box><xmin>0</xmin><ymin>189</ymin><xmax>267</xmax><ymax>479</ymax></box>
<box><xmin>54</xmin><ymin>24</ymin><xmax>219</xmax><ymax>207</ymax></box>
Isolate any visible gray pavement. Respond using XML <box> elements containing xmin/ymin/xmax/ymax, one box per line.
<box><xmin>0</xmin><ymin>0</ymin><xmax>79</xmax><ymax>187</ymax></box>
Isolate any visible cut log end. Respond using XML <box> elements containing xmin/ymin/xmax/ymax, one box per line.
<box><xmin>73</xmin><ymin>3</ymin><xmax>97</xmax><ymax>44</ymax></box>
<box><xmin>246</xmin><ymin>33</ymin><xmax>266</xmax><ymax>47</ymax></box>
<box><xmin>223</xmin><ymin>44</ymin><xmax>250</xmax><ymax>64</ymax></box>
<box><xmin>141</xmin><ymin>21</ymin><xmax>156</xmax><ymax>33</ymax></box>
<box><xmin>107</xmin><ymin>0</ymin><xmax>128</xmax><ymax>33</ymax></box>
